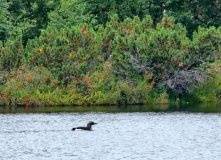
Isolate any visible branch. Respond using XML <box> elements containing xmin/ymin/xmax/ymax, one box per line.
<box><xmin>123</xmin><ymin>51</ymin><xmax>151</xmax><ymax>73</ymax></box>
<box><xmin>159</xmin><ymin>69</ymin><xmax>208</xmax><ymax>95</ymax></box>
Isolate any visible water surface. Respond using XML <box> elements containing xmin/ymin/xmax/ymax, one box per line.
<box><xmin>1</xmin><ymin>104</ymin><xmax>221</xmax><ymax>159</ymax></box>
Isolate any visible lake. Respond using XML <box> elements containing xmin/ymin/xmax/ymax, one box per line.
<box><xmin>1</xmin><ymin>104</ymin><xmax>221</xmax><ymax>159</ymax></box>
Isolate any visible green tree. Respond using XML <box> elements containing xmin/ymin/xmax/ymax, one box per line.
<box><xmin>7</xmin><ymin>0</ymin><xmax>60</xmax><ymax>45</ymax></box>
<box><xmin>81</xmin><ymin>0</ymin><xmax>161</xmax><ymax>26</ymax></box>
<box><xmin>166</xmin><ymin>0</ymin><xmax>221</xmax><ymax>37</ymax></box>
<box><xmin>80</xmin><ymin>0</ymin><xmax>221</xmax><ymax>36</ymax></box>
<box><xmin>109</xmin><ymin>15</ymin><xmax>221</xmax><ymax>95</ymax></box>
<box><xmin>0</xmin><ymin>0</ymin><xmax>12</xmax><ymax>42</ymax></box>
<box><xmin>48</xmin><ymin>0</ymin><xmax>91</xmax><ymax>30</ymax></box>
<box><xmin>0</xmin><ymin>34</ymin><xmax>23</xmax><ymax>71</ymax></box>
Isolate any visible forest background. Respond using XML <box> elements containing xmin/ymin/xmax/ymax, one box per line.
<box><xmin>0</xmin><ymin>0</ymin><xmax>220</xmax><ymax>106</ymax></box>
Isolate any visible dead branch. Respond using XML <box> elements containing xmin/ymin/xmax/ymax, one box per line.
<box><xmin>123</xmin><ymin>51</ymin><xmax>151</xmax><ymax>73</ymax></box>
<box><xmin>160</xmin><ymin>69</ymin><xmax>208</xmax><ymax>95</ymax></box>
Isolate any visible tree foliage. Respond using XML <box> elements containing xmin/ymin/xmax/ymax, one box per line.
<box><xmin>4</xmin><ymin>0</ymin><xmax>60</xmax><ymax>44</ymax></box>
<box><xmin>166</xmin><ymin>0</ymin><xmax>221</xmax><ymax>37</ymax></box>
<box><xmin>0</xmin><ymin>34</ymin><xmax>23</xmax><ymax>71</ymax></box>
<box><xmin>48</xmin><ymin>0</ymin><xmax>91</xmax><ymax>29</ymax></box>
<box><xmin>0</xmin><ymin>0</ymin><xmax>221</xmax><ymax>105</ymax></box>
<box><xmin>0</xmin><ymin>0</ymin><xmax>11</xmax><ymax>41</ymax></box>
<box><xmin>21</xmin><ymin>14</ymin><xmax>221</xmax><ymax>94</ymax></box>
<box><xmin>81</xmin><ymin>0</ymin><xmax>221</xmax><ymax>37</ymax></box>
<box><xmin>103</xmin><ymin>15</ymin><xmax>221</xmax><ymax>94</ymax></box>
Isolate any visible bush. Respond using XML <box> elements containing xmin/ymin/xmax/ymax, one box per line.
<box><xmin>1</xmin><ymin>65</ymin><xmax>54</xmax><ymax>105</ymax></box>
<box><xmin>0</xmin><ymin>34</ymin><xmax>23</xmax><ymax>71</ymax></box>
<box><xmin>0</xmin><ymin>14</ymin><xmax>220</xmax><ymax>105</ymax></box>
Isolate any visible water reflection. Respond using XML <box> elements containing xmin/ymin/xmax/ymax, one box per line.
<box><xmin>1</xmin><ymin>103</ymin><xmax>221</xmax><ymax>113</ymax></box>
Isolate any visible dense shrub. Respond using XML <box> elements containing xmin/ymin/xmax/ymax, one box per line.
<box><xmin>0</xmin><ymin>34</ymin><xmax>23</xmax><ymax>71</ymax></box>
<box><xmin>108</xmin><ymin>15</ymin><xmax>221</xmax><ymax>95</ymax></box>
<box><xmin>0</xmin><ymin>64</ymin><xmax>154</xmax><ymax>105</ymax></box>
<box><xmin>25</xmin><ymin>24</ymin><xmax>105</xmax><ymax>84</ymax></box>
<box><xmin>0</xmin><ymin>14</ymin><xmax>220</xmax><ymax>105</ymax></box>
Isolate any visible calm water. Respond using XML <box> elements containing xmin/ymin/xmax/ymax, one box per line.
<box><xmin>1</xmin><ymin>104</ymin><xmax>221</xmax><ymax>160</ymax></box>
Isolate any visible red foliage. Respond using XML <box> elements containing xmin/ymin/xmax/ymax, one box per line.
<box><xmin>84</xmin><ymin>76</ymin><xmax>91</xmax><ymax>85</ymax></box>
<box><xmin>83</xmin><ymin>76</ymin><xmax>94</xmax><ymax>91</ymax></box>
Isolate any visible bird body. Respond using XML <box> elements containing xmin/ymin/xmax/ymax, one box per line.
<box><xmin>72</xmin><ymin>121</ymin><xmax>97</xmax><ymax>131</ymax></box>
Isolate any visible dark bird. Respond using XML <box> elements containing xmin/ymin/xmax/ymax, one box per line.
<box><xmin>72</xmin><ymin>121</ymin><xmax>97</xmax><ymax>131</ymax></box>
